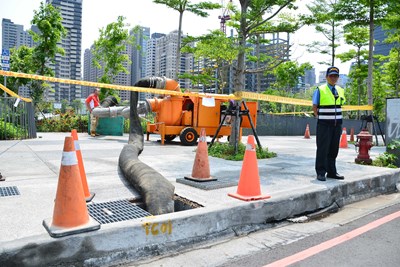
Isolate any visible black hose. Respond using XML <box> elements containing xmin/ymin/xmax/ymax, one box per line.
<box><xmin>118</xmin><ymin>77</ymin><xmax>175</xmax><ymax>215</ymax></box>
<box><xmin>101</xmin><ymin>96</ymin><xmax>119</xmax><ymax>107</ymax></box>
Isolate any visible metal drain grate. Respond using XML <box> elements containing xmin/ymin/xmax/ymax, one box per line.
<box><xmin>0</xmin><ymin>186</ymin><xmax>20</xmax><ymax>197</ymax></box>
<box><xmin>176</xmin><ymin>177</ymin><xmax>238</xmax><ymax>190</ymax></box>
<box><xmin>87</xmin><ymin>199</ymin><xmax>152</xmax><ymax>224</ymax></box>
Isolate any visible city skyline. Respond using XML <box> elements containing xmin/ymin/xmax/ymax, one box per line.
<box><xmin>1</xmin><ymin>0</ymin><xmax>353</xmax><ymax>81</ymax></box>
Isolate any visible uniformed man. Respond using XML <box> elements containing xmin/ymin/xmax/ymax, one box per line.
<box><xmin>312</xmin><ymin>66</ymin><xmax>346</xmax><ymax>181</ymax></box>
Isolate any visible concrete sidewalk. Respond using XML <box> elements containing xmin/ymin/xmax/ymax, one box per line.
<box><xmin>0</xmin><ymin>133</ymin><xmax>399</xmax><ymax>266</ymax></box>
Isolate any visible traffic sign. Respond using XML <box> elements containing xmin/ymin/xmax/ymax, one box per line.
<box><xmin>1</xmin><ymin>49</ymin><xmax>10</xmax><ymax>71</ymax></box>
<box><xmin>2</xmin><ymin>49</ymin><xmax>10</xmax><ymax>56</ymax></box>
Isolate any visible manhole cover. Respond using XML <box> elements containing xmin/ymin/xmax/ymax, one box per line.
<box><xmin>0</xmin><ymin>186</ymin><xmax>20</xmax><ymax>197</ymax></box>
<box><xmin>176</xmin><ymin>177</ymin><xmax>238</xmax><ymax>190</ymax></box>
<box><xmin>87</xmin><ymin>199</ymin><xmax>152</xmax><ymax>224</ymax></box>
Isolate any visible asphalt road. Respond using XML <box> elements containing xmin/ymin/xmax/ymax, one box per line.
<box><xmin>128</xmin><ymin>194</ymin><xmax>400</xmax><ymax>267</ymax></box>
<box><xmin>222</xmin><ymin>203</ymin><xmax>400</xmax><ymax>267</ymax></box>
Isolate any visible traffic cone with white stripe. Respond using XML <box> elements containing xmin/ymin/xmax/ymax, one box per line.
<box><xmin>43</xmin><ymin>136</ymin><xmax>100</xmax><ymax>238</ymax></box>
<box><xmin>184</xmin><ymin>128</ymin><xmax>216</xmax><ymax>182</ymax></box>
<box><xmin>71</xmin><ymin>129</ymin><xmax>95</xmax><ymax>202</ymax></box>
<box><xmin>304</xmin><ymin>124</ymin><xmax>311</xmax><ymax>139</ymax></box>
<box><xmin>228</xmin><ymin>135</ymin><xmax>271</xmax><ymax>201</ymax></box>
<box><xmin>340</xmin><ymin>127</ymin><xmax>348</xmax><ymax>148</ymax></box>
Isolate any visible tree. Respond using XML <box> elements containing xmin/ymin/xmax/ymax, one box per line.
<box><xmin>71</xmin><ymin>99</ymin><xmax>83</xmax><ymax>114</ymax></box>
<box><xmin>272</xmin><ymin>61</ymin><xmax>313</xmax><ymax>93</ymax></box>
<box><xmin>30</xmin><ymin>2</ymin><xmax>67</xmax><ymax>106</ymax></box>
<box><xmin>226</xmin><ymin>0</ymin><xmax>297</xmax><ymax>150</ymax></box>
<box><xmin>92</xmin><ymin>16</ymin><xmax>138</xmax><ymax>100</ymax></box>
<box><xmin>302</xmin><ymin>0</ymin><xmax>343</xmax><ymax>66</ymax></box>
<box><xmin>379</xmin><ymin>0</ymin><xmax>400</xmax><ymax>98</ymax></box>
<box><xmin>336</xmin><ymin>0</ymin><xmax>388</xmax><ymax>121</ymax></box>
<box><xmin>336</xmin><ymin>27</ymin><xmax>369</xmax><ymax>118</ymax></box>
<box><xmin>8</xmin><ymin>46</ymin><xmax>34</xmax><ymax>94</ymax></box>
<box><xmin>153</xmin><ymin>0</ymin><xmax>221</xmax><ymax>80</ymax></box>
<box><xmin>181</xmin><ymin>30</ymin><xmax>239</xmax><ymax>94</ymax></box>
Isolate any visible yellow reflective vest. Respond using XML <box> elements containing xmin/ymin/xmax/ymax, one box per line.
<box><xmin>318</xmin><ymin>84</ymin><xmax>345</xmax><ymax>124</ymax></box>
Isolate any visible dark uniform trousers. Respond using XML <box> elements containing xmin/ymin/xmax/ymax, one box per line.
<box><xmin>315</xmin><ymin>121</ymin><xmax>342</xmax><ymax>176</ymax></box>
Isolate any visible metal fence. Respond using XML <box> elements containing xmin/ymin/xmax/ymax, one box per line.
<box><xmin>0</xmin><ymin>97</ymin><xmax>37</xmax><ymax>140</ymax></box>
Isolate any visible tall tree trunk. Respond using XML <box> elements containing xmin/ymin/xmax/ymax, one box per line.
<box><xmin>367</xmin><ymin>0</ymin><xmax>374</xmax><ymax>133</ymax></box>
<box><xmin>176</xmin><ymin>11</ymin><xmax>184</xmax><ymax>81</ymax></box>
<box><xmin>332</xmin><ymin>22</ymin><xmax>335</xmax><ymax>66</ymax></box>
<box><xmin>230</xmin><ymin>0</ymin><xmax>249</xmax><ymax>148</ymax></box>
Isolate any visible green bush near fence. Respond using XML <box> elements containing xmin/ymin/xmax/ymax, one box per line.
<box><xmin>36</xmin><ymin>110</ymin><xmax>88</xmax><ymax>132</ymax></box>
<box><xmin>0</xmin><ymin>120</ymin><xmax>25</xmax><ymax>140</ymax></box>
<box><xmin>123</xmin><ymin>113</ymin><xmax>155</xmax><ymax>134</ymax></box>
<box><xmin>36</xmin><ymin>110</ymin><xmax>155</xmax><ymax>134</ymax></box>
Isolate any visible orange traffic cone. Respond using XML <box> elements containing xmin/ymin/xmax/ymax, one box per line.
<box><xmin>350</xmin><ymin>127</ymin><xmax>355</xmax><ymax>142</ymax></box>
<box><xmin>228</xmin><ymin>135</ymin><xmax>271</xmax><ymax>201</ymax></box>
<box><xmin>185</xmin><ymin>128</ymin><xmax>217</xmax><ymax>182</ymax></box>
<box><xmin>71</xmin><ymin>129</ymin><xmax>95</xmax><ymax>202</ymax></box>
<box><xmin>304</xmin><ymin>124</ymin><xmax>311</xmax><ymax>139</ymax></box>
<box><xmin>43</xmin><ymin>136</ymin><xmax>100</xmax><ymax>238</ymax></box>
<box><xmin>340</xmin><ymin>127</ymin><xmax>348</xmax><ymax>148</ymax></box>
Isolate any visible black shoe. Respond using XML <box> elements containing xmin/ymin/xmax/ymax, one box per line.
<box><xmin>327</xmin><ymin>173</ymin><xmax>344</xmax><ymax>180</ymax></box>
<box><xmin>317</xmin><ymin>174</ymin><xmax>326</xmax><ymax>181</ymax></box>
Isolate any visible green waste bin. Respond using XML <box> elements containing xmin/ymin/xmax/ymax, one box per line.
<box><xmin>88</xmin><ymin>116</ymin><xmax>124</xmax><ymax>136</ymax></box>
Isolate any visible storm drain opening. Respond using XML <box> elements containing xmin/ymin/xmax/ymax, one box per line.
<box><xmin>176</xmin><ymin>177</ymin><xmax>237</xmax><ymax>190</ymax></box>
<box><xmin>129</xmin><ymin>194</ymin><xmax>203</xmax><ymax>213</ymax></box>
<box><xmin>87</xmin><ymin>199</ymin><xmax>152</xmax><ymax>225</ymax></box>
<box><xmin>174</xmin><ymin>194</ymin><xmax>203</xmax><ymax>212</ymax></box>
<box><xmin>0</xmin><ymin>186</ymin><xmax>20</xmax><ymax>197</ymax></box>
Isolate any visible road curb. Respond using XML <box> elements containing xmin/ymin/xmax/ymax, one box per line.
<box><xmin>1</xmin><ymin>169</ymin><xmax>399</xmax><ymax>267</ymax></box>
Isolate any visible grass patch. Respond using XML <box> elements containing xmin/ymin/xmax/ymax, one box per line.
<box><xmin>208</xmin><ymin>141</ymin><xmax>277</xmax><ymax>161</ymax></box>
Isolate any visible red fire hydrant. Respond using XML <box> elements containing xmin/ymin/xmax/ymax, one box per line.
<box><xmin>355</xmin><ymin>128</ymin><xmax>374</xmax><ymax>164</ymax></box>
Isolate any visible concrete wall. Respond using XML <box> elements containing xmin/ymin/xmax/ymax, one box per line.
<box><xmin>245</xmin><ymin>114</ymin><xmax>386</xmax><ymax>137</ymax></box>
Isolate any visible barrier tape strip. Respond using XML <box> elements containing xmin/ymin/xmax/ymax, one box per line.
<box><xmin>235</xmin><ymin>91</ymin><xmax>313</xmax><ymax>106</ymax></box>
<box><xmin>0</xmin><ymin>70</ymin><xmax>373</xmax><ymax>111</ymax></box>
<box><xmin>0</xmin><ymin>83</ymin><xmax>32</xmax><ymax>102</ymax></box>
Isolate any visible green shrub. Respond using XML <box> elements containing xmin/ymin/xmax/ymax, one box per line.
<box><xmin>208</xmin><ymin>141</ymin><xmax>277</xmax><ymax>161</ymax></box>
<box><xmin>36</xmin><ymin>110</ymin><xmax>88</xmax><ymax>132</ymax></box>
<box><xmin>0</xmin><ymin>120</ymin><xmax>25</xmax><ymax>140</ymax></box>
<box><xmin>124</xmin><ymin>113</ymin><xmax>155</xmax><ymax>134</ymax></box>
<box><xmin>372</xmin><ymin>139</ymin><xmax>400</xmax><ymax>168</ymax></box>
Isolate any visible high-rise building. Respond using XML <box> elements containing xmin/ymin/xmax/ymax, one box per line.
<box><xmin>145</xmin><ymin>33</ymin><xmax>165</xmax><ymax>77</ymax></box>
<box><xmin>304</xmin><ymin>68</ymin><xmax>316</xmax><ymax>87</ymax></box>
<box><xmin>318</xmin><ymin>71</ymin><xmax>327</xmax><ymax>85</ymax></box>
<box><xmin>1</xmin><ymin>18</ymin><xmax>34</xmax><ymax>50</ymax></box>
<box><xmin>151</xmin><ymin>30</ymin><xmax>193</xmax><ymax>90</ymax></box>
<box><xmin>129</xmin><ymin>26</ymin><xmax>150</xmax><ymax>101</ymax></box>
<box><xmin>374</xmin><ymin>26</ymin><xmax>394</xmax><ymax>56</ymax></box>
<box><xmin>245</xmin><ymin>32</ymin><xmax>291</xmax><ymax>92</ymax></box>
<box><xmin>83</xmin><ymin>44</ymin><xmax>132</xmax><ymax>102</ymax></box>
<box><xmin>46</xmin><ymin>0</ymin><xmax>82</xmax><ymax>103</ymax></box>
<box><xmin>2</xmin><ymin>19</ymin><xmax>35</xmax><ymax>97</ymax></box>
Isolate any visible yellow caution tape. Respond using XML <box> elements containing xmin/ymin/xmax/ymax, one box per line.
<box><xmin>236</xmin><ymin>91</ymin><xmax>313</xmax><ymax>106</ymax></box>
<box><xmin>0</xmin><ymin>70</ymin><xmax>239</xmax><ymax>100</ymax></box>
<box><xmin>269</xmin><ymin>111</ymin><xmax>313</xmax><ymax>115</ymax></box>
<box><xmin>0</xmin><ymin>70</ymin><xmax>373</xmax><ymax>111</ymax></box>
<box><xmin>342</xmin><ymin>105</ymin><xmax>373</xmax><ymax>111</ymax></box>
<box><xmin>0</xmin><ymin>83</ymin><xmax>32</xmax><ymax>102</ymax></box>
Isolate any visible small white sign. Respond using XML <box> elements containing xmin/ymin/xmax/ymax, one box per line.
<box><xmin>14</xmin><ymin>98</ymin><xmax>21</xmax><ymax>107</ymax></box>
<box><xmin>202</xmin><ymin>97</ymin><xmax>215</xmax><ymax>107</ymax></box>
<box><xmin>54</xmin><ymin>102</ymin><xmax>62</xmax><ymax>109</ymax></box>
